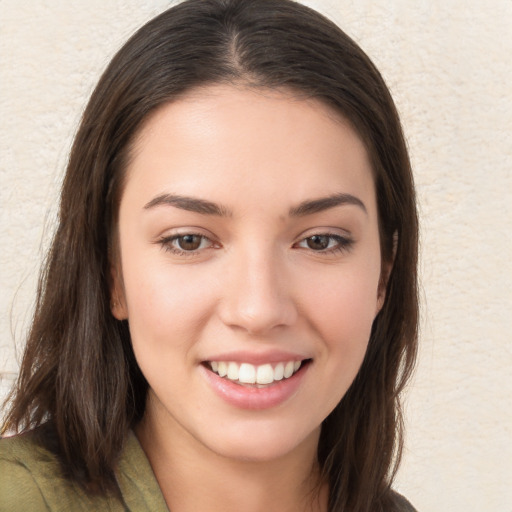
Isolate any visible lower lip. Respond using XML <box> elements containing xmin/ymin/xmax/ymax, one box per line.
<box><xmin>200</xmin><ymin>363</ymin><xmax>309</xmax><ymax>410</ymax></box>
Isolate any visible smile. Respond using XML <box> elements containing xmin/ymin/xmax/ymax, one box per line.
<box><xmin>208</xmin><ymin>360</ymin><xmax>304</xmax><ymax>386</ymax></box>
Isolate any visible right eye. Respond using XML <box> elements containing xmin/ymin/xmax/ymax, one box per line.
<box><xmin>294</xmin><ymin>233</ymin><xmax>353</xmax><ymax>255</ymax></box>
<box><xmin>159</xmin><ymin>233</ymin><xmax>215</xmax><ymax>255</ymax></box>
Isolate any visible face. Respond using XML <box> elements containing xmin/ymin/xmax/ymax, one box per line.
<box><xmin>112</xmin><ymin>85</ymin><xmax>386</xmax><ymax>462</ymax></box>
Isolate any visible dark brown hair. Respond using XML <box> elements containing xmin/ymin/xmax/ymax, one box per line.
<box><xmin>3</xmin><ymin>0</ymin><xmax>418</xmax><ymax>510</ymax></box>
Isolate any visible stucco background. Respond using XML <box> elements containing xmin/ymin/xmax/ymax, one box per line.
<box><xmin>1</xmin><ymin>1</ymin><xmax>510</xmax><ymax>510</ymax></box>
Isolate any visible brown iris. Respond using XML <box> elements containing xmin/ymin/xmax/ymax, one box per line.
<box><xmin>177</xmin><ymin>234</ymin><xmax>203</xmax><ymax>251</ymax></box>
<box><xmin>306</xmin><ymin>235</ymin><xmax>332</xmax><ymax>250</ymax></box>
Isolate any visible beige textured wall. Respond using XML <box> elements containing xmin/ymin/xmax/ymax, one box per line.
<box><xmin>1</xmin><ymin>1</ymin><xmax>510</xmax><ymax>510</ymax></box>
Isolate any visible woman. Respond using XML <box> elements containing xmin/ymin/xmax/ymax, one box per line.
<box><xmin>0</xmin><ymin>0</ymin><xmax>418</xmax><ymax>510</ymax></box>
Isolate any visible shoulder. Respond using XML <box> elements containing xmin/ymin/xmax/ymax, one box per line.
<box><xmin>389</xmin><ymin>490</ymin><xmax>418</xmax><ymax>512</ymax></box>
<box><xmin>0</xmin><ymin>429</ymin><xmax>122</xmax><ymax>511</ymax></box>
<box><xmin>0</xmin><ymin>432</ymin><xmax>54</xmax><ymax>511</ymax></box>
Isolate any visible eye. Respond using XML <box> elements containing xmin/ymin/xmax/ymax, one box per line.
<box><xmin>158</xmin><ymin>233</ymin><xmax>216</xmax><ymax>255</ymax></box>
<box><xmin>173</xmin><ymin>234</ymin><xmax>207</xmax><ymax>251</ymax></box>
<box><xmin>295</xmin><ymin>233</ymin><xmax>353</xmax><ymax>254</ymax></box>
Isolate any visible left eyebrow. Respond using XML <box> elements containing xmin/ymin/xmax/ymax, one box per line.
<box><xmin>143</xmin><ymin>193</ymin><xmax>232</xmax><ymax>216</ymax></box>
<box><xmin>289</xmin><ymin>193</ymin><xmax>367</xmax><ymax>217</ymax></box>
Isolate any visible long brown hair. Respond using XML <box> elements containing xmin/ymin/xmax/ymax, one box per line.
<box><xmin>2</xmin><ymin>0</ymin><xmax>418</xmax><ymax>509</ymax></box>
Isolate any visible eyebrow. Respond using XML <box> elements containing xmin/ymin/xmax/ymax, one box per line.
<box><xmin>144</xmin><ymin>193</ymin><xmax>232</xmax><ymax>216</ymax></box>
<box><xmin>143</xmin><ymin>192</ymin><xmax>367</xmax><ymax>217</ymax></box>
<box><xmin>289</xmin><ymin>193</ymin><xmax>367</xmax><ymax>216</ymax></box>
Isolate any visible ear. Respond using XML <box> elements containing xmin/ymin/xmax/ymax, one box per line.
<box><xmin>376</xmin><ymin>262</ymin><xmax>391</xmax><ymax>314</ymax></box>
<box><xmin>110</xmin><ymin>263</ymin><xmax>128</xmax><ymax>320</ymax></box>
<box><xmin>375</xmin><ymin>231</ymin><xmax>398</xmax><ymax>315</ymax></box>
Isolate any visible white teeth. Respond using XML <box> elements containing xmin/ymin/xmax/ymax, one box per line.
<box><xmin>208</xmin><ymin>359</ymin><xmax>304</xmax><ymax>385</ymax></box>
<box><xmin>274</xmin><ymin>362</ymin><xmax>284</xmax><ymax>381</ymax></box>
<box><xmin>239</xmin><ymin>363</ymin><xmax>256</xmax><ymax>384</ymax></box>
<box><xmin>284</xmin><ymin>361</ymin><xmax>294</xmax><ymax>378</ymax></box>
<box><xmin>217</xmin><ymin>361</ymin><xmax>227</xmax><ymax>377</ymax></box>
<box><xmin>227</xmin><ymin>362</ymin><xmax>239</xmax><ymax>380</ymax></box>
<box><xmin>256</xmin><ymin>364</ymin><xmax>274</xmax><ymax>385</ymax></box>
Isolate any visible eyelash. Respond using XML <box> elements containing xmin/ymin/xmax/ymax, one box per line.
<box><xmin>157</xmin><ymin>232</ymin><xmax>353</xmax><ymax>257</ymax></box>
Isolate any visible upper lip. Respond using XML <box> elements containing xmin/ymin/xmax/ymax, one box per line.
<box><xmin>202</xmin><ymin>350</ymin><xmax>311</xmax><ymax>365</ymax></box>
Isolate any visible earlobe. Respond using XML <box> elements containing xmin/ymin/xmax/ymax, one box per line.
<box><xmin>375</xmin><ymin>231</ymin><xmax>397</xmax><ymax>316</ymax></box>
<box><xmin>111</xmin><ymin>297</ymin><xmax>128</xmax><ymax>320</ymax></box>
<box><xmin>375</xmin><ymin>273</ymin><xmax>388</xmax><ymax>316</ymax></box>
<box><xmin>110</xmin><ymin>265</ymin><xmax>128</xmax><ymax>320</ymax></box>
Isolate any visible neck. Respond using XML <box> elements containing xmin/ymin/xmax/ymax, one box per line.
<box><xmin>135</xmin><ymin>399</ymin><xmax>328</xmax><ymax>512</ymax></box>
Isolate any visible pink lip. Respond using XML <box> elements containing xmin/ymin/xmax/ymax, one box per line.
<box><xmin>200</xmin><ymin>361</ymin><xmax>309</xmax><ymax>410</ymax></box>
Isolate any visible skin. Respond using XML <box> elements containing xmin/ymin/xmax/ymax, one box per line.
<box><xmin>112</xmin><ymin>85</ymin><xmax>386</xmax><ymax>512</ymax></box>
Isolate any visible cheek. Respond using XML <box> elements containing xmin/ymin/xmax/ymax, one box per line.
<box><xmin>120</xmin><ymin>249</ymin><xmax>208</xmax><ymax>339</ymax></box>
<box><xmin>299</xmin><ymin>263</ymin><xmax>380</xmax><ymax>408</ymax></box>
<box><xmin>301</xmin><ymin>266</ymin><xmax>380</xmax><ymax>344</ymax></box>
<box><xmin>121</xmin><ymin>264</ymin><xmax>214</xmax><ymax>395</ymax></box>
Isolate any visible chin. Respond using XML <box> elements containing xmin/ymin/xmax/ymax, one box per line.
<box><xmin>201</xmin><ymin>422</ymin><xmax>320</xmax><ymax>463</ymax></box>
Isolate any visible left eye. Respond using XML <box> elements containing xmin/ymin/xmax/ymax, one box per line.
<box><xmin>163</xmin><ymin>234</ymin><xmax>212</xmax><ymax>253</ymax></box>
<box><xmin>176</xmin><ymin>234</ymin><xmax>207</xmax><ymax>251</ymax></box>
<box><xmin>296</xmin><ymin>234</ymin><xmax>349</xmax><ymax>252</ymax></box>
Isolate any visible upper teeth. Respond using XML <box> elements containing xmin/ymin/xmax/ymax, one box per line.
<box><xmin>210</xmin><ymin>360</ymin><xmax>302</xmax><ymax>385</ymax></box>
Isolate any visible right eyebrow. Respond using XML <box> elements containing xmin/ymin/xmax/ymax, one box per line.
<box><xmin>143</xmin><ymin>193</ymin><xmax>232</xmax><ymax>217</ymax></box>
<box><xmin>289</xmin><ymin>192</ymin><xmax>367</xmax><ymax>217</ymax></box>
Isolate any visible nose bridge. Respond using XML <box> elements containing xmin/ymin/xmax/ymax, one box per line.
<box><xmin>219</xmin><ymin>240</ymin><xmax>296</xmax><ymax>334</ymax></box>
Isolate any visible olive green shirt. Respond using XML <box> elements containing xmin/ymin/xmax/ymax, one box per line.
<box><xmin>1</xmin><ymin>430</ymin><xmax>417</xmax><ymax>511</ymax></box>
<box><xmin>0</xmin><ymin>430</ymin><xmax>169</xmax><ymax>511</ymax></box>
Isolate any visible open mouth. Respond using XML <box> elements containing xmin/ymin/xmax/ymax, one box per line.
<box><xmin>203</xmin><ymin>359</ymin><xmax>311</xmax><ymax>388</ymax></box>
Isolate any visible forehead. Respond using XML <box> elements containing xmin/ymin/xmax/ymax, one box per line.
<box><xmin>133</xmin><ymin>85</ymin><xmax>359</xmax><ymax>153</ymax></box>
<box><xmin>123</xmin><ymin>84</ymin><xmax>376</xmax><ymax>216</ymax></box>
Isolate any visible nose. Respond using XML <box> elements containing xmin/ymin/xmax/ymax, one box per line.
<box><xmin>217</xmin><ymin>245</ymin><xmax>298</xmax><ymax>336</ymax></box>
